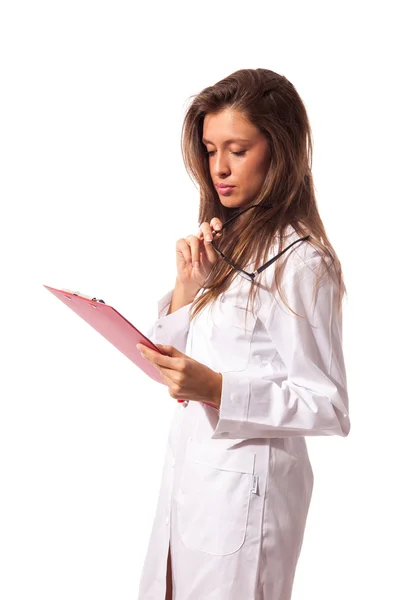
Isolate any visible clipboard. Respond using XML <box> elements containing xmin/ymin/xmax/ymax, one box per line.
<box><xmin>43</xmin><ymin>285</ymin><xmax>187</xmax><ymax>403</ymax></box>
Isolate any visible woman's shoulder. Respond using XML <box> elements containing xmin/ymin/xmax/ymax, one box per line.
<box><xmin>254</xmin><ymin>225</ymin><xmax>321</xmax><ymax>292</ymax></box>
<box><xmin>277</xmin><ymin>224</ymin><xmax>322</xmax><ymax>273</ymax></box>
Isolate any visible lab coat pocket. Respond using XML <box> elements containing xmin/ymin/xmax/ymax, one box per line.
<box><xmin>176</xmin><ymin>438</ymin><xmax>256</xmax><ymax>556</ymax></box>
<box><xmin>208</xmin><ymin>300</ymin><xmax>257</xmax><ymax>372</ymax></box>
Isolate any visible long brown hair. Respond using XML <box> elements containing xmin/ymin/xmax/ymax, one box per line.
<box><xmin>180</xmin><ymin>68</ymin><xmax>346</xmax><ymax>322</ymax></box>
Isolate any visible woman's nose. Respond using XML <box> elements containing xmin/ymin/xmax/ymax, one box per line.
<box><xmin>214</xmin><ymin>156</ymin><xmax>231</xmax><ymax>177</ymax></box>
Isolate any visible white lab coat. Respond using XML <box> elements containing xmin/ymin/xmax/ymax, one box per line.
<box><xmin>137</xmin><ymin>225</ymin><xmax>350</xmax><ymax>600</ymax></box>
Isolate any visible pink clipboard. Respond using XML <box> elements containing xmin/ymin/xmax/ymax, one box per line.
<box><xmin>43</xmin><ymin>285</ymin><xmax>185</xmax><ymax>402</ymax></box>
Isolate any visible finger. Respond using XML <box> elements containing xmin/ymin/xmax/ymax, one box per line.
<box><xmin>199</xmin><ymin>219</ymin><xmax>223</xmax><ymax>243</ymax></box>
<box><xmin>137</xmin><ymin>344</ymin><xmax>178</xmax><ymax>370</ymax></box>
<box><xmin>210</xmin><ymin>217</ymin><xmax>223</xmax><ymax>233</ymax></box>
<box><xmin>160</xmin><ymin>369</ymin><xmax>175</xmax><ymax>386</ymax></box>
<box><xmin>182</xmin><ymin>234</ymin><xmax>201</xmax><ymax>266</ymax></box>
<box><xmin>152</xmin><ymin>365</ymin><xmax>176</xmax><ymax>390</ymax></box>
<box><xmin>154</xmin><ymin>344</ymin><xmax>183</xmax><ymax>358</ymax></box>
<box><xmin>153</xmin><ymin>363</ymin><xmax>174</xmax><ymax>382</ymax></box>
<box><xmin>199</xmin><ymin>221</ymin><xmax>214</xmax><ymax>243</ymax></box>
<box><xmin>176</xmin><ymin>238</ymin><xmax>194</xmax><ymax>266</ymax></box>
<box><xmin>198</xmin><ymin>221</ymin><xmax>221</xmax><ymax>263</ymax></box>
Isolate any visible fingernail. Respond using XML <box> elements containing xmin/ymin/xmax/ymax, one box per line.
<box><xmin>214</xmin><ymin>224</ymin><xmax>221</xmax><ymax>230</ymax></box>
<box><xmin>206</xmin><ymin>235</ymin><xmax>212</xmax><ymax>242</ymax></box>
<box><xmin>194</xmin><ymin>260</ymin><xmax>200</xmax><ymax>268</ymax></box>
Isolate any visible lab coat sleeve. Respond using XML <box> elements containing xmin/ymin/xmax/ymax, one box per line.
<box><xmin>211</xmin><ymin>256</ymin><xmax>350</xmax><ymax>439</ymax></box>
<box><xmin>145</xmin><ymin>288</ymin><xmax>192</xmax><ymax>353</ymax></box>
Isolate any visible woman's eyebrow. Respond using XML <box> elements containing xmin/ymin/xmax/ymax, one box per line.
<box><xmin>202</xmin><ymin>137</ymin><xmax>251</xmax><ymax>144</ymax></box>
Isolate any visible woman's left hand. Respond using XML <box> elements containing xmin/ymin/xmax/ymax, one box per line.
<box><xmin>136</xmin><ymin>343</ymin><xmax>222</xmax><ymax>408</ymax></box>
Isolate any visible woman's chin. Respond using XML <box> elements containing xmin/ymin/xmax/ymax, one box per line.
<box><xmin>220</xmin><ymin>197</ymin><xmax>251</xmax><ymax>210</ymax></box>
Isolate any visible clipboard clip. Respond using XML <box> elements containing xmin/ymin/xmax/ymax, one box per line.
<box><xmin>61</xmin><ymin>290</ymin><xmax>106</xmax><ymax>304</ymax></box>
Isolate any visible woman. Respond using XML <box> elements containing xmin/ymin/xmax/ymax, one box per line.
<box><xmin>136</xmin><ymin>68</ymin><xmax>350</xmax><ymax>600</ymax></box>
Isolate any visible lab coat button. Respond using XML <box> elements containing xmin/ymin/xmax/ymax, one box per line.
<box><xmin>157</xmin><ymin>324</ymin><xmax>163</xmax><ymax>329</ymax></box>
<box><xmin>165</xmin><ymin>516</ymin><xmax>170</xmax><ymax>526</ymax></box>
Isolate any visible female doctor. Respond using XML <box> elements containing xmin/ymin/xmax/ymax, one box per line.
<box><xmin>136</xmin><ymin>68</ymin><xmax>350</xmax><ymax>600</ymax></box>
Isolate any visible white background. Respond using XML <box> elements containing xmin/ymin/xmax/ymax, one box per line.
<box><xmin>1</xmin><ymin>1</ymin><xmax>399</xmax><ymax>598</ymax></box>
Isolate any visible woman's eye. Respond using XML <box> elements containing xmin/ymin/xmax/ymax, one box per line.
<box><xmin>205</xmin><ymin>150</ymin><xmax>246</xmax><ymax>156</ymax></box>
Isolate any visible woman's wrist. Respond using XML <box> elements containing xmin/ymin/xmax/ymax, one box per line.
<box><xmin>211</xmin><ymin>372</ymin><xmax>222</xmax><ymax>410</ymax></box>
<box><xmin>167</xmin><ymin>280</ymin><xmax>199</xmax><ymax>315</ymax></box>
<box><xmin>175</xmin><ymin>278</ymin><xmax>201</xmax><ymax>300</ymax></box>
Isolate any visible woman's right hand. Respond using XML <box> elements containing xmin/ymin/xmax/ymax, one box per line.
<box><xmin>175</xmin><ymin>217</ymin><xmax>224</xmax><ymax>292</ymax></box>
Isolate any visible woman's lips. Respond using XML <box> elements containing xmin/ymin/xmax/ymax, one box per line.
<box><xmin>216</xmin><ymin>185</ymin><xmax>235</xmax><ymax>196</ymax></box>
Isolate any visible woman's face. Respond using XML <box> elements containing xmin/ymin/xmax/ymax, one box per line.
<box><xmin>202</xmin><ymin>108</ymin><xmax>271</xmax><ymax>209</ymax></box>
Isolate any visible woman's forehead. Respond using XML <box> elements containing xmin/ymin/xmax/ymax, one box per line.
<box><xmin>203</xmin><ymin>109</ymin><xmax>260</xmax><ymax>143</ymax></box>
